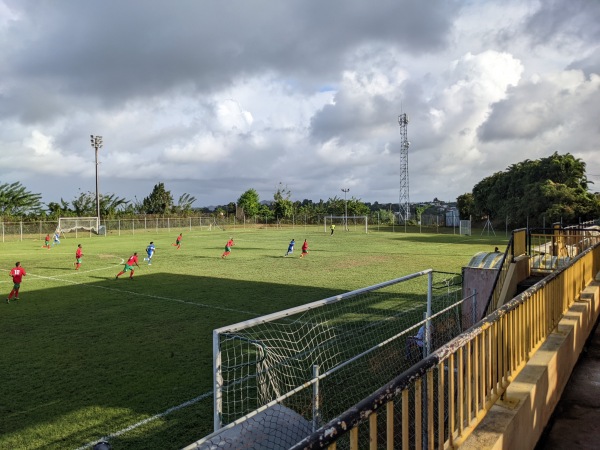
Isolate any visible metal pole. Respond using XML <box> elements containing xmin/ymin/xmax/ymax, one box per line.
<box><xmin>90</xmin><ymin>135</ymin><xmax>103</xmax><ymax>225</ymax></box>
<box><xmin>341</xmin><ymin>188</ymin><xmax>349</xmax><ymax>231</ymax></box>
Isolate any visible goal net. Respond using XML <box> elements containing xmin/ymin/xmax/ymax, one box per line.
<box><xmin>210</xmin><ymin>270</ymin><xmax>464</xmax><ymax>439</ymax></box>
<box><xmin>58</xmin><ymin>217</ymin><xmax>100</xmax><ymax>235</ymax></box>
<box><xmin>460</xmin><ymin>219</ymin><xmax>471</xmax><ymax>236</ymax></box>
<box><xmin>324</xmin><ymin>215</ymin><xmax>368</xmax><ymax>233</ymax></box>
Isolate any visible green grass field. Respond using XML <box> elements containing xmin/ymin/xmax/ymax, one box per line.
<box><xmin>1</xmin><ymin>226</ymin><xmax>506</xmax><ymax>449</ymax></box>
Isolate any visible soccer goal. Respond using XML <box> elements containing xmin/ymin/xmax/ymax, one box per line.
<box><xmin>57</xmin><ymin>217</ymin><xmax>100</xmax><ymax>236</ymax></box>
<box><xmin>324</xmin><ymin>215</ymin><xmax>368</xmax><ymax>233</ymax></box>
<box><xmin>460</xmin><ymin>219</ymin><xmax>471</xmax><ymax>236</ymax></box>
<box><xmin>211</xmin><ymin>269</ymin><xmax>464</xmax><ymax>436</ymax></box>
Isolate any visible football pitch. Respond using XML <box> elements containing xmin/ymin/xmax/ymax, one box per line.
<box><xmin>1</xmin><ymin>227</ymin><xmax>506</xmax><ymax>449</ymax></box>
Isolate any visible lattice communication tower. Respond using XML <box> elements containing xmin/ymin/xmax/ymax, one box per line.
<box><xmin>398</xmin><ymin>113</ymin><xmax>410</xmax><ymax>223</ymax></box>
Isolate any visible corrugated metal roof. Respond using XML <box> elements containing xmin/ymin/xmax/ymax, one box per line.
<box><xmin>466</xmin><ymin>251</ymin><xmax>504</xmax><ymax>269</ymax></box>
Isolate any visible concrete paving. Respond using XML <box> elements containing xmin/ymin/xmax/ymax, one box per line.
<box><xmin>537</xmin><ymin>317</ymin><xmax>600</xmax><ymax>450</ymax></box>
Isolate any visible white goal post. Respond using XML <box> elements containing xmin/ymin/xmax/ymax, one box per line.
<box><xmin>459</xmin><ymin>220</ymin><xmax>471</xmax><ymax>236</ymax></box>
<box><xmin>324</xmin><ymin>215</ymin><xmax>368</xmax><ymax>233</ymax></box>
<box><xmin>57</xmin><ymin>217</ymin><xmax>100</xmax><ymax>235</ymax></box>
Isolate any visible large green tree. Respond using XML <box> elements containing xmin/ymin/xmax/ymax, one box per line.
<box><xmin>237</xmin><ymin>189</ymin><xmax>260</xmax><ymax>218</ymax></box>
<box><xmin>0</xmin><ymin>181</ymin><xmax>43</xmax><ymax>216</ymax></box>
<box><xmin>456</xmin><ymin>193</ymin><xmax>474</xmax><ymax>219</ymax></box>
<box><xmin>142</xmin><ymin>183</ymin><xmax>173</xmax><ymax>214</ymax></box>
<box><xmin>470</xmin><ymin>153</ymin><xmax>599</xmax><ymax>226</ymax></box>
<box><xmin>273</xmin><ymin>183</ymin><xmax>293</xmax><ymax>219</ymax></box>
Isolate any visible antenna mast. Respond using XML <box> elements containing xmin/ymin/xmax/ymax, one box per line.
<box><xmin>398</xmin><ymin>113</ymin><xmax>410</xmax><ymax>223</ymax></box>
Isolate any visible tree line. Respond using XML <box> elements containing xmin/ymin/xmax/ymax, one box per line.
<box><xmin>456</xmin><ymin>152</ymin><xmax>600</xmax><ymax>227</ymax></box>
<box><xmin>0</xmin><ymin>180</ymin><xmax>400</xmax><ymax>223</ymax></box>
<box><xmin>2</xmin><ymin>153</ymin><xmax>598</xmax><ymax>227</ymax></box>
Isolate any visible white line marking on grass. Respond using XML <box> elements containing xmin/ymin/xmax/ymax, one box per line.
<box><xmin>74</xmin><ymin>390</ymin><xmax>214</xmax><ymax>450</ymax></box>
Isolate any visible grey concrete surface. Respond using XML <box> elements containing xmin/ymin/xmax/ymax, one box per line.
<box><xmin>537</xmin><ymin>318</ymin><xmax>600</xmax><ymax>450</ymax></box>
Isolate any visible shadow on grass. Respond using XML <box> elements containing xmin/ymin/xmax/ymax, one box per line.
<box><xmin>0</xmin><ymin>268</ymin><xmax>445</xmax><ymax>450</ymax></box>
<box><xmin>1</xmin><ymin>274</ymin><xmax>362</xmax><ymax>450</ymax></box>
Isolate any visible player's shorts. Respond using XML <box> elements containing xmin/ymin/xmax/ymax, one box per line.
<box><xmin>76</xmin><ymin>258</ymin><xmax>82</xmax><ymax>263</ymax></box>
<box><xmin>176</xmin><ymin>240</ymin><xmax>181</xmax><ymax>245</ymax></box>
<box><xmin>302</xmin><ymin>249</ymin><xmax>308</xmax><ymax>254</ymax></box>
<box><xmin>123</xmin><ymin>264</ymin><xmax>134</xmax><ymax>272</ymax></box>
<box><xmin>45</xmin><ymin>240</ymin><xmax>50</xmax><ymax>245</ymax></box>
<box><xmin>147</xmin><ymin>252</ymin><xmax>154</xmax><ymax>258</ymax></box>
<box><xmin>13</xmin><ymin>282</ymin><xmax>21</xmax><ymax>289</ymax></box>
<box><xmin>224</xmin><ymin>246</ymin><xmax>231</xmax><ymax>252</ymax></box>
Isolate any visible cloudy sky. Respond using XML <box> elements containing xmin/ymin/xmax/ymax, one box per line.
<box><xmin>1</xmin><ymin>0</ymin><xmax>599</xmax><ymax>209</ymax></box>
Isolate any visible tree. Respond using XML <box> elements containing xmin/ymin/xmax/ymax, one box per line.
<box><xmin>68</xmin><ymin>191</ymin><xmax>129</xmax><ymax>217</ymax></box>
<box><xmin>258</xmin><ymin>203</ymin><xmax>274</xmax><ymax>220</ymax></box>
<box><xmin>273</xmin><ymin>183</ymin><xmax>293</xmax><ymax>220</ymax></box>
<box><xmin>46</xmin><ymin>199</ymin><xmax>72</xmax><ymax>219</ymax></box>
<box><xmin>468</xmin><ymin>153</ymin><xmax>600</xmax><ymax>227</ymax></box>
<box><xmin>237</xmin><ymin>189</ymin><xmax>260</xmax><ymax>218</ymax></box>
<box><xmin>101</xmin><ymin>193</ymin><xmax>129</xmax><ymax>217</ymax></box>
<box><xmin>456</xmin><ymin>193</ymin><xmax>474</xmax><ymax>219</ymax></box>
<box><xmin>0</xmin><ymin>181</ymin><xmax>43</xmax><ymax>216</ymax></box>
<box><xmin>141</xmin><ymin>183</ymin><xmax>173</xmax><ymax>214</ymax></box>
<box><xmin>174</xmin><ymin>193</ymin><xmax>197</xmax><ymax>216</ymax></box>
<box><xmin>413</xmin><ymin>204</ymin><xmax>429</xmax><ymax>225</ymax></box>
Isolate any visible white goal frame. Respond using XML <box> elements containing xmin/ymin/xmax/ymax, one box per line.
<box><xmin>324</xmin><ymin>215</ymin><xmax>368</xmax><ymax>233</ymax></box>
<box><xmin>57</xmin><ymin>217</ymin><xmax>100</xmax><ymax>236</ymax></box>
<box><xmin>212</xmin><ymin>269</ymin><xmax>438</xmax><ymax>431</ymax></box>
<box><xmin>460</xmin><ymin>220</ymin><xmax>471</xmax><ymax>236</ymax></box>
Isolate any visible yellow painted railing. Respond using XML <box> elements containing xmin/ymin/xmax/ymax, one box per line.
<box><xmin>291</xmin><ymin>242</ymin><xmax>600</xmax><ymax>450</ymax></box>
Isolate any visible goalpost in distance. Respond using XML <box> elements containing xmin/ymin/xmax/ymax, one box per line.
<box><xmin>57</xmin><ymin>217</ymin><xmax>100</xmax><ymax>235</ymax></box>
<box><xmin>324</xmin><ymin>215</ymin><xmax>368</xmax><ymax>233</ymax></box>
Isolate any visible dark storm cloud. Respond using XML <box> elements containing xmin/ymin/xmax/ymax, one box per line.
<box><xmin>522</xmin><ymin>0</ymin><xmax>600</xmax><ymax>49</ymax></box>
<box><xmin>2</xmin><ymin>0</ymin><xmax>460</xmax><ymax>124</ymax></box>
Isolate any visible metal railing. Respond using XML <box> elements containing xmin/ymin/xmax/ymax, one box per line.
<box><xmin>291</xmin><ymin>241</ymin><xmax>600</xmax><ymax>450</ymax></box>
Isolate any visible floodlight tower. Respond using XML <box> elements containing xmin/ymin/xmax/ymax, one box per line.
<box><xmin>398</xmin><ymin>113</ymin><xmax>410</xmax><ymax>224</ymax></box>
<box><xmin>90</xmin><ymin>135</ymin><xmax>103</xmax><ymax>222</ymax></box>
<box><xmin>341</xmin><ymin>188</ymin><xmax>350</xmax><ymax>231</ymax></box>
